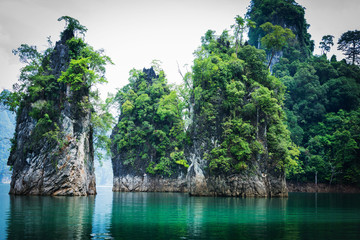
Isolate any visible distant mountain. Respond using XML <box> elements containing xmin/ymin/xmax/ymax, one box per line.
<box><xmin>95</xmin><ymin>158</ymin><xmax>113</xmax><ymax>186</ymax></box>
<box><xmin>0</xmin><ymin>110</ymin><xmax>15</xmax><ymax>183</ymax></box>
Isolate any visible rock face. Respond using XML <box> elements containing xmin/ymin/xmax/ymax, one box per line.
<box><xmin>112</xmin><ymin>172</ymin><xmax>187</xmax><ymax>192</ymax></box>
<box><xmin>7</xmin><ymin>31</ymin><xmax>96</xmax><ymax>196</ymax></box>
<box><xmin>186</xmin><ymin>116</ymin><xmax>288</xmax><ymax>197</ymax></box>
<box><xmin>186</xmin><ymin>100</ymin><xmax>288</xmax><ymax>197</ymax></box>
<box><xmin>186</xmin><ymin>109</ymin><xmax>288</xmax><ymax>197</ymax></box>
<box><xmin>187</xmin><ymin>166</ymin><xmax>287</xmax><ymax>197</ymax></box>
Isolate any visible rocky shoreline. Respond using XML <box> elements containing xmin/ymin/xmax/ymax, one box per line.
<box><xmin>287</xmin><ymin>182</ymin><xmax>360</xmax><ymax>193</ymax></box>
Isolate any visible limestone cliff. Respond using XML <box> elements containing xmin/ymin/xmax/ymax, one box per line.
<box><xmin>7</xmin><ymin>24</ymin><xmax>96</xmax><ymax>196</ymax></box>
<box><xmin>111</xmin><ymin>68</ymin><xmax>187</xmax><ymax>192</ymax></box>
<box><xmin>186</xmin><ymin>41</ymin><xmax>291</xmax><ymax>197</ymax></box>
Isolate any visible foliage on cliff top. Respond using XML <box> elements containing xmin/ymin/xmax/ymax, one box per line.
<box><xmin>247</xmin><ymin>0</ymin><xmax>314</xmax><ymax>60</ymax></box>
<box><xmin>112</xmin><ymin>67</ymin><xmax>187</xmax><ymax>177</ymax></box>
<box><xmin>190</xmin><ymin>27</ymin><xmax>298</xmax><ymax>174</ymax></box>
<box><xmin>0</xmin><ymin>16</ymin><xmax>112</xmax><ymax>162</ymax></box>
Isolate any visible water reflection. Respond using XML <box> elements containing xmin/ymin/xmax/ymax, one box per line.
<box><xmin>91</xmin><ymin>186</ymin><xmax>114</xmax><ymax>239</ymax></box>
<box><xmin>6</xmin><ymin>194</ymin><xmax>95</xmax><ymax>239</ymax></box>
<box><xmin>185</xmin><ymin>197</ymin><xmax>290</xmax><ymax>239</ymax></box>
<box><xmin>2</xmin><ymin>185</ymin><xmax>360</xmax><ymax>240</ymax></box>
<box><xmin>110</xmin><ymin>192</ymin><xmax>189</xmax><ymax>239</ymax></box>
<box><xmin>109</xmin><ymin>192</ymin><xmax>292</xmax><ymax>239</ymax></box>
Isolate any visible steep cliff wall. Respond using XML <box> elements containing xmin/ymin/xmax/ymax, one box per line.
<box><xmin>111</xmin><ymin>68</ymin><xmax>187</xmax><ymax>192</ymax></box>
<box><xmin>7</xmin><ymin>19</ymin><xmax>97</xmax><ymax>196</ymax></box>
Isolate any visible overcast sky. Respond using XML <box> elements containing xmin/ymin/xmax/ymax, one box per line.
<box><xmin>0</xmin><ymin>0</ymin><xmax>359</xmax><ymax>98</ymax></box>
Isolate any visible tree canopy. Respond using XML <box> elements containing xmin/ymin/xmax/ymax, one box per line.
<box><xmin>273</xmin><ymin>45</ymin><xmax>360</xmax><ymax>185</ymax></box>
<box><xmin>247</xmin><ymin>0</ymin><xmax>360</xmax><ymax>185</ymax></box>
<box><xmin>337</xmin><ymin>30</ymin><xmax>360</xmax><ymax>65</ymax></box>
<box><xmin>319</xmin><ymin>35</ymin><xmax>334</xmax><ymax>55</ymax></box>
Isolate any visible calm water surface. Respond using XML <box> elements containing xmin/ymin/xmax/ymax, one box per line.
<box><xmin>0</xmin><ymin>184</ymin><xmax>360</xmax><ymax>239</ymax></box>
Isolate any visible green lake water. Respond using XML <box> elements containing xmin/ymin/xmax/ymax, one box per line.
<box><xmin>0</xmin><ymin>184</ymin><xmax>360</xmax><ymax>239</ymax></box>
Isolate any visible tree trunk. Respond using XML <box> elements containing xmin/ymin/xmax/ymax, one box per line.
<box><xmin>267</xmin><ymin>51</ymin><xmax>275</xmax><ymax>69</ymax></box>
<box><xmin>352</xmin><ymin>40</ymin><xmax>356</xmax><ymax>65</ymax></box>
<box><xmin>235</xmin><ymin>39</ymin><xmax>239</xmax><ymax>55</ymax></box>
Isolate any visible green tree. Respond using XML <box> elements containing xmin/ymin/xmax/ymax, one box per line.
<box><xmin>274</xmin><ymin>50</ymin><xmax>360</xmax><ymax>184</ymax></box>
<box><xmin>337</xmin><ymin>30</ymin><xmax>360</xmax><ymax>65</ymax></box>
<box><xmin>58</xmin><ymin>16</ymin><xmax>87</xmax><ymax>38</ymax></box>
<box><xmin>231</xmin><ymin>15</ymin><xmax>256</xmax><ymax>54</ymax></box>
<box><xmin>260</xmin><ymin>22</ymin><xmax>295</xmax><ymax>68</ymax></box>
<box><xmin>319</xmin><ymin>35</ymin><xmax>334</xmax><ymax>55</ymax></box>
<box><xmin>248</xmin><ymin>1</ymin><xmax>360</xmax><ymax>185</ymax></box>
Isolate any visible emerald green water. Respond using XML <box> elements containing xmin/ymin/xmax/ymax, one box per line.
<box><xmin>1</xmin><ymin>184</ymin><xmax>360</xmax><ymax>239</ymax></box>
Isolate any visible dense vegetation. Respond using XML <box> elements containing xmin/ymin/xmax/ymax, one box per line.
<box><xmin>247</xmin><ymin>0</ymin><xmax>360</xmax><ymax>185</ymax></box>
<box><xmin>111</xmin><ymin>67</ymin><xmax>187</xmax><ymax>177</ymax></box>
<box><xmin>274</xmin><ymin>55</ymin><xmax>360</xmax><ymax>184</ymax></box>
<box><xmin>188</xmin><ymin>29</ymin><xmax>297</xmax><ymax>175</ymax></box>
<box><xmin>0</xmin><ymin>16</ymin><xmax>112</xmax><ymax>163</ymax></box>
<box><xmin>247</xmin><ymin>0</ymin><xmax>314</xmax><ymax>61</ymax></box>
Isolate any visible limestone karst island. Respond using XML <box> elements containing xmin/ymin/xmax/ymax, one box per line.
<box><xmin>1</xmin><ymin>0</ymin><xmax>360</xmax><ymax>239</ymax></box>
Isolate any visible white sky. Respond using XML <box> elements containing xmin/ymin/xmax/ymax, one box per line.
<box><xmin>0</xmin><ymin>0</ymin><xmax>359</xmax><ymax>98</ymax></box>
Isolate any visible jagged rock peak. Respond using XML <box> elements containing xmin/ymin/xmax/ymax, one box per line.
<box><xmin>142</xmin><ymin>67</ymin><xmax>158</xmax><ymax>83</ymax></box>
<box><xmin>8</xmin><ymin>18</ymin><xmax>96</xmax><ymax>196</ymax></box>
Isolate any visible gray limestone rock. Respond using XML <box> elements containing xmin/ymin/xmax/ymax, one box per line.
<box><xmin>112</xmin><ymin>173</ymin><xmax>187</xmax><ymax>192</ymax></box>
